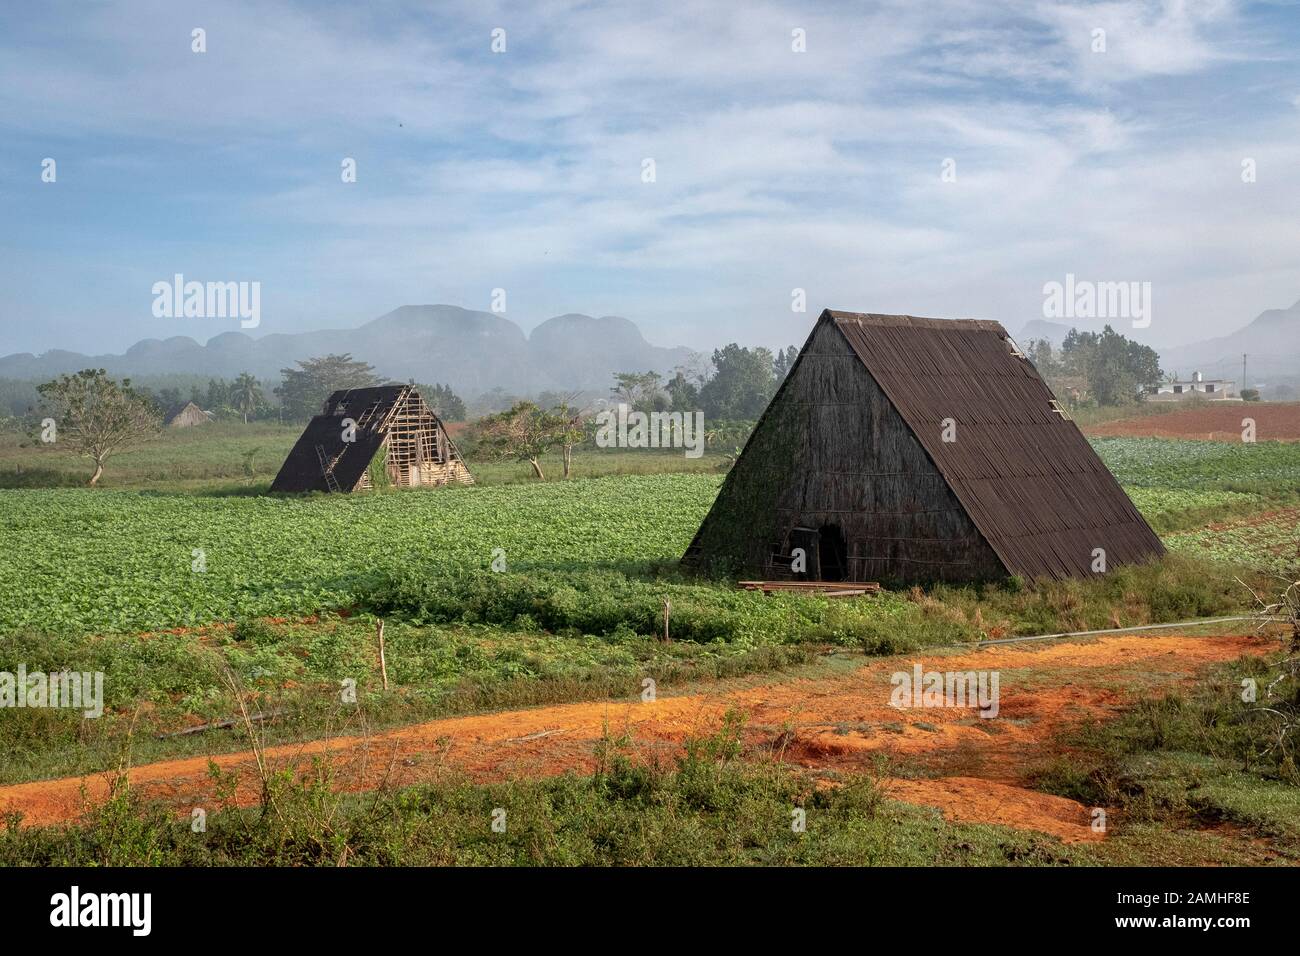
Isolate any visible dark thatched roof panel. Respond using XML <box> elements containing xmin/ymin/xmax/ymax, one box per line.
<box><xmin>269</xmin><ymin>385</ymin><xmax>406</xmax><ymax>493</ymax></box>
<box><xmin>320</xmin><ymin>385</ymin><xmax>407</xmax><ymax>418</ymax></box>
<box><xmin>828</xmin><ymin>311</ymin><xmax>1164</xmax><ymax>579</ymax></box>
<box><xmin>269</xmin><ymin>415</ymin><xmax>386</xmax><ymax>493</ymax></box>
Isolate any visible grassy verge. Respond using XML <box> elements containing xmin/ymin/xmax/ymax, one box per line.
<box><xmin>0</xmin><ymin>422</ymin><xmax>302</xmax><ymax>490</ymax></box>
<box><xmin>0</xmin><ymin>552</ymin><xmax>1269</xmax><ymax>786</ymax></box>
<box><xmin>0</xmin><ymin>621</ymin><xmax>815</xmax><ymax>785</ymax></box>
<box><xmin>1032</xmin><ymin>649</ymin><xmax>1300</xmax><ymax>857</ymax></box>
<box><xmin>0</xmin><ymin>718</ymin><xmax>1077</xmax><ymax>866</ymax></box>
<box><xmin>4</xmin><ymin>704</ymin><xmax>1291</xmax><ymax>866</ymax></box>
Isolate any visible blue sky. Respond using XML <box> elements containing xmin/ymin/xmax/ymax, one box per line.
<box><xmin>1</xmin><ymin>0</ymin><xmax>1298</xmax><ymax>357</ymax></box>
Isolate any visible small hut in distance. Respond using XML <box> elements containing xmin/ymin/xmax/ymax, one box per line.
<box><xmin>165</xmin><ymin>401</ymin><xmax>211</xmax><ymax>428</ymax></box>
<box><xmin>270</xmin><ymin>384</ymin><xmax>472</xmax><ymax>493</ymax></box>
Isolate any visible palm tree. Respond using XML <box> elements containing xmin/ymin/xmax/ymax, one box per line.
<box><xmin>232</xmin><ymin>372</ymin><xmax>262</xmax><ymax>424</ymax></box>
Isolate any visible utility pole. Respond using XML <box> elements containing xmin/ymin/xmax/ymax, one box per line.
<box><xmin>1242</xmin><ymin>353</ymin><xmax>1247</xmax><ymax>391</ymax></box>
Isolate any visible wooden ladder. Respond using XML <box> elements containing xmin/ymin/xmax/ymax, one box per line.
<box><xmin>353</xmin><ymin>401</ymin><xmax>382</xmax><ymax>432</ymax></box>
<box><xmin>315</xmin><ymin>444</ymin><xmax>341</xmax><ymax>492</ymax></box>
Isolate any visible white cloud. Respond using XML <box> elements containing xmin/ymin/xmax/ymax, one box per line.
<box><xmin>0</xmin><ymin>0</ymin><xmax>1295</xmax><ymax>355</ymax></box>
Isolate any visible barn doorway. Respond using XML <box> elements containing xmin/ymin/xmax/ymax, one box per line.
<box><xmin>818</xmin><ymin>524</ymin><xmax>848</xmax><ymax>581</ymax></box>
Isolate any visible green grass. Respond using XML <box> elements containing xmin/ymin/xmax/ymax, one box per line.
<box><xmin>1120</xmin><ymin>487</ymin><xmax>1268</xmax><ymax>533</ymax></box>
<box><xmin>5</xmin><ymin>436</ymin><xmax>1294</xmax><ymax>638</ymax></box>
<box><xmin>464</xmin><ymin>449</ymin><xmax>723</xmax><ymax>484</ymax></box>
<box><xmin>0</xmin><ymin>475</ymin><xmax>722</xmax><ymax>634</ymax></box>
<box><xmin>1032</xmin><ymin>650</ymin><xmax>1300</xmax><ymax>855</ymax></box>
<box><xmin>4</xmin><ymin>422</ymin><xmax>1298</xmax><ymax>866</ymax></box>
<box><xmin>0</xmin><ymin>422</ymin><xmax>725</xmax><ymax>492</ymax></box>
<box><xmin>1069</xmin><ymin>401</ymin><xmax>1186</xmax><ymax>428</ymax></box>
<box><xmin>0</xmin><ymin>618</ymin><xmax>819</xmax><ymax>785</ymax></box>
<box><xmin>0</xmin><ymin>422</ymin><xmax>301</xmax><ymax>491</ymax></box>
<box><xmin>0</xmin><ymin>428</ymin><xmax>1293</xmax><ymax>828</ymax></box>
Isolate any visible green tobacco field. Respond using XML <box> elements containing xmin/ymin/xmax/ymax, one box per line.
<box><xmin>2</xmin><ymin>436</ymin><xmax>1296</xmax><ymax>636</ymax></box>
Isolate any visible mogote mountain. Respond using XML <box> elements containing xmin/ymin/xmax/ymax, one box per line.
<box><xmin>0</xmin><ymin>305</ymin><xmax>695</xmax><ymax>396</ymax></box>
<box><xmin>1157</xmin><ymin>299</ymin><xmax>1300</xmax><ymax>382</ymax></box>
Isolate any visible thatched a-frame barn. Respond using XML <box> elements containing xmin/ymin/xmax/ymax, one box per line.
<box><xmin>684</xmin><ymin>310</ymin><xmax>1164</xmax><ymax>584</ymax></box>
<box><xmin>270</xmin><ymin>385</ymin><xmax>472</xmax><ymax>493</ymax></box>
<box><xmin>165</xmin><ymin>401</ymin><xmax>211</xmax><ymax>428</ymax></box>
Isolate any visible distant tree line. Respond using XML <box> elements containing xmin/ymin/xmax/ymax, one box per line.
<box><xmin>274</xmin><ymin>354</ymin><xmax>467</xmax><ymax>422</ymax></box>
<box><xmin>606</xmin><ymin>343</ymin><xmax>800</xmax><ymax>421</ymax></box>
<box><xmin>1023</xmin><ymin>326</ymin><xmax>1162</xmax><ymax>407</ymax></box>
<box><xmin>135</xmin><ymin>372</ymin><xmax>270</xmax><ymax>423</ymax></box>
<box><xmin>457</xmin><ymin>344</ymin><xmax>801</xmax><ymax>477</ymax></box>
<box><xmin>1</xmin><ymin>354</ymin><xmax>470</xmax><ymax>429</ymax></box>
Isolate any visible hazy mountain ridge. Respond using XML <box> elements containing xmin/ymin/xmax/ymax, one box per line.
<box><xmin>5</xmin><ymin>300</ymin><xmax>1295</xmax><ymax>397</ymax></box>
<box><xmin>0</xmin><ymin>305</ymin><xmax>695</xmax><ymax>397</ymax></box>
<box><xmin>1157</xmin><ymin>299</ymin><xmax>1300</xmax><ymax>382</ymax></box>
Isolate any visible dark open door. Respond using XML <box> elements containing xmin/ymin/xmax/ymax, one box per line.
<box><xmin>787</xmin><ymin>526</ymin><xmax>821</xmax><ymax>579</ymax></box>
<box><xmin>818</xmin><ymin>524</ymin><xmax>848</xmax><ymax>581</ymax></box>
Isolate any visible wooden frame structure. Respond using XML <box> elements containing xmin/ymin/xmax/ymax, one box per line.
<box><xmin>353</xmin><ymin>386</ymin><xmax>472</xmax><ymax>490</ymax></box>
<box><xmin>270</xmin><ymin>384</ymin><xmax>473</xmax><ymax>493</ymax></box>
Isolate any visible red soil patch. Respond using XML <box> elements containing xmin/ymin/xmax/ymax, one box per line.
<box><xmin>883</xmin><ymin>777</ymin><xmax>1103</xmax><ymax>843</ymax></box>
<box><xmin>1085</xmin><ymin>403</ymin><xmax>1300</xmax><ymax>441</ymax></box>
<box><xmin>0</xmin><ymin>634</ymin><xmax>1268</xmax><ymax>841</ymax></box>
<box><xmin>1199</xmin><ymin>507</ymin><xmax>1300</xmax><ymax>534</ymax></box>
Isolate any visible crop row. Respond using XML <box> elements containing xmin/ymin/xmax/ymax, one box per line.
<box><xmin>1091</xmin><ymin>437</ymin><xmax>1300</xmax><ymax>490</ymax></box>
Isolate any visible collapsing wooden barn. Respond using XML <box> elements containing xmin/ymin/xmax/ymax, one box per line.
<box><xmin>684</xmin><ymin>310</ymin><xmax>1164</xmax><ymax>584</ymax></box>
<box><xmin>270</xmin><ymin>385</ymin><xmax>472</xmax><ymax>493</ymax></box>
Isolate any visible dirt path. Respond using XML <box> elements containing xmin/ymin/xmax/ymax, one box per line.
<box><xmin>0</xmin><ymin>633</ymin><xmax>1266</xmax><ymax>841</ymax></box>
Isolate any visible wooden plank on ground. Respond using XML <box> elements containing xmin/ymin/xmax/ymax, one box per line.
<box><xmin>737</xmin><ymin>580</ymin><xmax>881</xmax><ymax>595</ymax></box>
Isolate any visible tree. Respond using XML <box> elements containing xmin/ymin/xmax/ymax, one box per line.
<box><xmin>275</xmin><ymin>354</ymin><xmax>381</xmax><ymax>421</ymax></box>
<box><xmin>205</xmin><ymin>378</ymin><xmax>231</xmax><ymax>411</ymax></box>
<box><xmin>549</xmin><ymin>399</ymin><xmax>587</xmax><ymax>479</ymax></box>
<box><xmin>665</xmin><ymin>370</ymin><xmax>700</xmax><ymax>412</ymax></box>
<box><xmin>1061</xmin><ymin>326</ymin><xmax>1161</xmax><ymax>406</ymax></box>
<box><xmin>610</xmin><ymin>372</ymin><xmax>665</xmax><ymax>411</ymax></box>
<box><xmin>471</xmin><ymin>387</ymin><xmax>521</xmax><ymax>416</ymax></box>
<box><xmin>473</xmin><ymin>401</ymin><xmax>573</xmax><ymax>479</ymax></box>
<box><xmin>698</xmin><ymin>344</ymin><xmax>777</xmax><ymax>420</ymax></box>
<box><xmin>773</xmin><ymin>345</ymin><xmax>799</xmax><ymax>380</ymax></box>
<box><xmin>415</xmin><ymin>382</ymin><xmax>467</xmax><ymax>421</ymax></box>
<box><xmin>36</xmin><ymin>369</ymin><xmax>162</xmax><ymax>486</ymax></box>
<box><xmin>1023</xmin><ymin>338</ymin><xmax>1060</xmax><ymax>377</ymax></box>
<box><xmin>231</xmin><ymin>372</ymin><xmax>263</xmax><ymax>424</ymax></box>
<box><xmin>156</xmin><ymin>386</ymin><xmax>182</xmax><ymax>412</ymax></box>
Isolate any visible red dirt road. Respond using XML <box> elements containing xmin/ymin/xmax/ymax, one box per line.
<box><xmin>0</xmin><ymin>634</ymin><xmax>1267</xmax><ymax>842</ymax></box>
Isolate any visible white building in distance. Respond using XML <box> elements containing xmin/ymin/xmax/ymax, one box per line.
<box><xmin>1144</xmin><ymin>371</ymin><xmax>1240</xmax><ymax>402</ymax></box>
